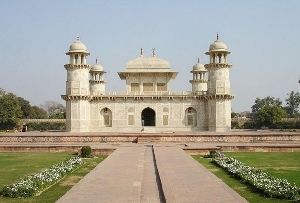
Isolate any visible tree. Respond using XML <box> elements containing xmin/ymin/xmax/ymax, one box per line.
<box><xmin>30</xmin><ymin>106</ymin><xmax>47</xmax><ymax>119</ymax></box>
<box><xmin>0</xmin><ymin>93</ymin><xmax>22</xmax><ymax>129</ymax></box>
<box><xmin>0</xmin><ymin>88</ymin><xmax>5</xmax><ymax>96</ymax></box>
<box><xmin>231</xmin><ymin>112</ymin><xmax>239</xmax><ymax>118</ymax></box>
<box><xmin>285</xmin><ymin>91</ymin><xmax>300</xmax><ymax>117</ymax></box>
<box><xmin>251</xmin><ymin>97</ymin><xmax>282</xmax><ymax>114</ymax></box>
<box><xmin>42</xmin><ymin>101</ymin><xmax>66</xmax><ymax>118</ymax></box>
<box><xmin>16</xmin><ymin>97</ymin><xmax>31</xmax><ymax>118</ymax></box>
<box><xmin>254</xmin><ymin>105</ymin><xmax>286</xmax><ymax>127</ymax></box>
<box><xmin>251</xmin><ymin>96</ymin><xmax>286</xmax><ymax>128</ymax></box>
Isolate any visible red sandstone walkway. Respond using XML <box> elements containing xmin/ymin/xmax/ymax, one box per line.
<box><xmin>154</xmin><ymin>146</ymin><xmax>247</xmax><ymax>202</ymax></box>
<box><xmin>57</xmin><ymin>146</ymin><xmax>247</xmax><ymax>203</ymax></box>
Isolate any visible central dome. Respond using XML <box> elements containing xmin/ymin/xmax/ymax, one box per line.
<box><xmin>126</xmin><ymin>56</ymin><xmax>171</xmax><ymax>70</ymax></box>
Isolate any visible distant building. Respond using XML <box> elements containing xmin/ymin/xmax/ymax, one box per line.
<box><xmin>62</xmin><ymin>36</ymin><xmax>233</xmax><ymax>132</ymax></box>
<box><xmin>240</xmin><ymin>111</ymin><xmax>251</xmax><ymax>118</ymax></box>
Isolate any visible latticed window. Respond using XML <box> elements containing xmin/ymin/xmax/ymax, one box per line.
<box><xmin>100</xmin><ymin>107</ymin><xmax>112</xmax><ymax>127</ymax></box>
<box><xmin>143</xmin><ymin>83</ymin><xmax>154</xmax><ymax>91</ymax></box>
<box><xmin>185</xmin><ymin>107</ymin><xmax>197</xmax><ymax>127</ymax></box>
<box><xmin>187</xmin><ymin>115</ymin><xmax>193</xmax><ymax>126</ymax></box>
<box><xmin>131</xmin><ymin>83</ymin><xmax>140</xmax><ymax>92</ymax></box>
<box><xmin>104</xmin><ymin>115</ymin><xmax>110</xmax><ymax>126</ymax></box>
<box><xmin>163</xmin><ymin>115</ymin><xmax>169</xmax><ymax>126</ymax></box>
<box><xmin>157</xmin><ymin>83</ymin><xmax>167</xmax><ymax>91</ymax></box>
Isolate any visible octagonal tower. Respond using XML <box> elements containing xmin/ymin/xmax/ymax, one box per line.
<box><xmin>62</xmin><ymin>38</ymin><xmax>91</xmax><ymax>132</ymax></box>
<box><xmin>205</xmin><ymin>34</ymin><xmax>233</xmax><ymax>132</ymax></box>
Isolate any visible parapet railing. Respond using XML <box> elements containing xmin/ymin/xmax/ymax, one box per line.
<box><xmin>99</xmin><ymin>91</ymin><xmax>208</xmax><ymax>96</ymax></box>
<box><xmin>21</xmin><ymin>119</ymin><xmax>66</xmax><ymax>124</ymax></box>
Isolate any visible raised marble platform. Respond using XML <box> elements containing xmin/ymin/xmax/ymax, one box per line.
<box><xmin>1</xmin><ymin>130</ymin><xmax>300</xmax><ymax>154</ymax></box>
<box><xmin>1</xmin><ymin>130</ymin><xmax>300</xmax><ymax>143</ymax></box>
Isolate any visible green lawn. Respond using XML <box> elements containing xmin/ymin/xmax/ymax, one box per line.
<box><xmin>225</xmin><ymin>152</ymin><xmax>300</xmax><ymax>186</ymax></box>
<box><xmin>193</xmin><ymin>152</ymin><xmax>300</xmax><ymax>203</ymax></box>
<box><xmin>0</xmin><ymin>152</ymin><xmax>105</xmax><ymax>203</ymax></box>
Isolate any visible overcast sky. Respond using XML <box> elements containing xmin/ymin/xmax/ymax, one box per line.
<box><xmin>0</xmin><ymin>0</ymin><xmax>299</xmax><ymax>112</ymax></box>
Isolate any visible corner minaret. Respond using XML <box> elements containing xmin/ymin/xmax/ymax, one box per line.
<box><xmin>62</xmin><ymin>38</ymin><xmax>91</xmax><ymax>132</ymax></box>
<box><xmin>190</xmin><ymin>58</ymin><xmax>208</xmax><ymax>93</ymax></box>
<box><xmin>205</xmin><ymin>34</ymin><xmax>233</xmax><ymax>132</ymax></box>
<box><xmin>90</xmin><ymin>58</ymin><xmax>106</xmax><ymax>95</ymax></box>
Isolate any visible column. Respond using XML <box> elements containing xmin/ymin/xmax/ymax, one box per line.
<box><xmin>75</xmin><ymin>54</ymin><xmax>78</xmax><ymax>64</ymax></box>
<box><xmin>83</xmin><ymin>55</ymin><xmax>87</xmax><ymax>64</ymax></box>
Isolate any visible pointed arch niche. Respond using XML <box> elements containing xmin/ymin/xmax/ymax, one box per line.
<box><xmin>185</xmin><ymin>107</ymin><xmax>197</xmax><ymax>127</ymax></box>
<box><xmin>100</xmin><ymin>107</ymin><xmax>112</xmax><ymax>127</ymax></box>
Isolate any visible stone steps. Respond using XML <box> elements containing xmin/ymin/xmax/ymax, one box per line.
<box><xmin>138</xmin><ymin>136</ymin><xmax>161</xmax><ymax>143</ymax></box>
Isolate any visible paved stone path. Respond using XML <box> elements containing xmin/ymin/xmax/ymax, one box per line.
<box><xmin>57</xmin><ymin>146</ymin><xmax>162</xmax><ymax>203</ymax></box>
<box><xmin>57</xmin><ymin>146</ymin><xmax>247</xmax><ymax>203</ymax></box>
<box><xmin>154</xmin><ymin>147</ymin><xmax>247</xmax><ymax>203</ymax></box>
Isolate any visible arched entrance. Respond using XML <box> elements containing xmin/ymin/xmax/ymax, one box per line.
<box><xmin>141</xmin><ymin>107</ymin><xmax>155</xmax><ymax>126</ymax></box>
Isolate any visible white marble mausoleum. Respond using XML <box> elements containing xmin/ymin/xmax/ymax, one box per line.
<box><xmin>62</xmin><ymin>36</ymin><xmax>233</xmax><ymax>132</ymax></box>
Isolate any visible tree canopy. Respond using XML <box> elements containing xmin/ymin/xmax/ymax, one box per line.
<box><xmin>0</xmin><ymin>88</ymin><xmax>65</xmax><ymax>130</ymax></box>
<box><xmin>285</xmin><ymin>91</ymin><xmax>300</xmax><ymax>117</ymax></box>
<box><xmin>251</xmin><ymin>96</ymin><xmax>286</xmax><ymax>128</ymax></box>
<box><xmin>251</xmin><ymin>96</ymin><xmax>282</xmax><ymax>114</ymax></box>
<box><xmin>30</xmin><ymin>106</ymin><xmax>47</xmax><ymax>119</ymax></box>
<box><xmin>0</xmin><ymin>93</ymin><xmax>23</xmax><ymax>129</ymax></box>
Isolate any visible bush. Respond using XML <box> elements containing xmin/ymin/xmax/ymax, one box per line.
<box><xmin>26</xmin><ymin>122</ymin><xmax>66</xmax><ymax>131</ymax></box>
<box><xmin>231</xmin><ymin>121</ymin><xmax>240</xmax><ymax>129</ymax></box>
<box><xmin>269</xmin><ymin>121</ymin><xmax>300</xmax><ymax>129</ymax></box>
<box><xmin>242</xmin><ymin>121</ymin><xmax>256</xmax><ymax>129</ymax></box>
<box><xmin>238</xmin><ymin>120</ymin><xmax>300</xmax><ymax>130</ymax></box>
<box><xmin>203</xmin><ymin>150</ymin><xmax>223</xmax><ymax>158</ymax></box>
<box><xmin>80</xmin><ymin>146</ymin><xmax>92</xmax><ymax>158</ymax></box>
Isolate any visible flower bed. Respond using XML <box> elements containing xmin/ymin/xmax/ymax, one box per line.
<box><xmin>0</xmin><ymin>156</ymin><xmax>83</xmax><ymax>198</ymax></box>
<box><xmin>212</xmin><ymin>152</ymin><xmax>300</xmax><ymax>201</ymax></box>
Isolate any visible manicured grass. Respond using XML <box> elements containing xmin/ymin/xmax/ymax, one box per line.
<box><xmin>225</xmin><ymin>152</ymin><xmax>300</xmax><ymax>186</ymax></box>
<box><xmin>0</xmin><ymin>152</ymin><xmax>72</xmax><ymax>188</ymax></box>
<box><xmin>193</xmin><ymin>152</ymin><xmax>300</xmax><ymax>203</ymax></box>
<box><xmin>0</xmin><ymin>152</ymin><xmax>105</xmax><ymax>203</ymax></box>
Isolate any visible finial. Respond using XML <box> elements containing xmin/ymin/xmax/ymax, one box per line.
<box><xmin>216</xmin><ymin>32</ymin><xmax>219</xmax><ymax>40</ymax></box>
<box><xmin>197</xmin><ymin>57</ymin><xmax>200</xmax><ymax>63</ymax></box>
<box><xmin>140</xmin><ymin>48</ymin><xmax>143</xmax><ymax>56</ymax></box>
<box><xmin>76</xmin><ymin>36</ymin><xmax>80</xmax><ymax>41</ymax></box>
<box><xmin>96</xmin><ymin>57</ymin><xmax>98</xmax><ymax>64</ymax></box>
<box><xmin>152</xmin><ymin>48</ymin><xmax>156</xmax><ymax>57</ymax></box>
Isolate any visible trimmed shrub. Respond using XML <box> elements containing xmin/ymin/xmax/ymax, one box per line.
<box><xmin>231</xmin><ymin>121</ymin><xmax>240</xmax><ymax>129</ymax></box>
<box><xmin>242</xmin><ymin>121</ymin><xmax>256</xmax><ymax>129</ymax></box>
<box><xmin>26</xmin><ymin>122</ymin><xmax>66</xmax><ymax>131</ymax></box>
<box><xmin>80</xmin><ymin>146</ymin><xmax>92</xmax><ymax>158</ymax></box>
<box><xmin>269</xmin><ymin>121</ymin><xmax>300</xmax><ymax>129</ymax></box>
